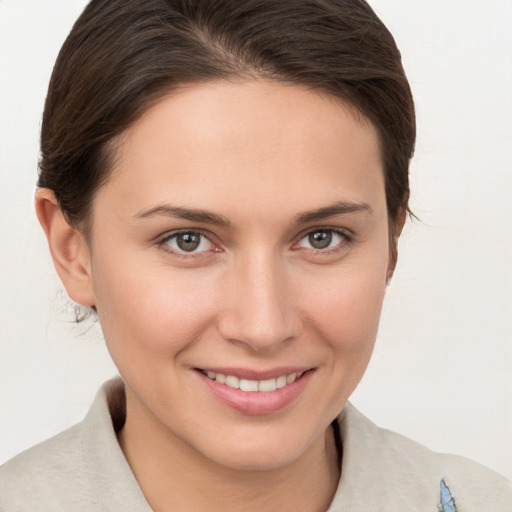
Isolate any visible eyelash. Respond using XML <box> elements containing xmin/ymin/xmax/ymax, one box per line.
<box><xmin>159</xmin><ymin>229</ymin><xmax>219</xmax><ymax>259</ymax></box>
<box><xmin>158</xmin><ymin>227</ymin><xmax>352</xmax><ymax>258</ymax></box>
<box><xmin>293</xmin><ymin>228</ymin><xmax>353</xmax><ymax>253</ymax></box>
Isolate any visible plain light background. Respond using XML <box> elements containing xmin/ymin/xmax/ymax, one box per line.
<box><xmin>1</xmin><ymin>0</ymin><xmax>511</xmax><ymax>480</ymax></box>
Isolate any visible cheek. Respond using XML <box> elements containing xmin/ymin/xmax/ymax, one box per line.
<box><xmin>303</xmin><ymin>258</ymin><xmax>387</xmax><ymax>328</ymax></box>
<box><xmin>90</xmin><ymin>253</ymin><xmax>219</xmax><ymax>364</ymax></box>
<box><xmin>297</xmin><ymin>255</ymin><xmax>388</xmax><ymax>368</ymax></box>
<box><xmin>303</xmin><ymin>268</ymin><xmax>386</xmax><ymax>404</ymax></box>
<box><xmin>312</xmin><ymin>289</ymin><xmax>384</xmax><ymax>354</ymax></box>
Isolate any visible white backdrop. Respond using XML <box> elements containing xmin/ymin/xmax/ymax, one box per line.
<box><xmin>1</xmin><ymin>0</ymin><xmax>511</xmax><ymax>480</ymax></box>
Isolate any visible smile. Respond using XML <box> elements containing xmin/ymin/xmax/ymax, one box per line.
<box><xmin>200</xmin><ymin>370</ymin><xmax>304</xmax><ymax>392</ymax></box>
<box><xmin>196</xmin><ymin>368</ymin><xmax>315</xmax><ymax>415</ymax></box>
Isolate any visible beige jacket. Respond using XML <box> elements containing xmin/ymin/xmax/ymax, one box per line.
<box><xmin>1</xmin><ymin>378</ymin><xmax>511</xmax><ymax>511</ymax></box>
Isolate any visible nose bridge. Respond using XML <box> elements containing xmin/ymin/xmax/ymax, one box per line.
<box><xmin>218</xmin><ymin>247</ymin><xmax>301</xmax><ymax>351</ymax></box>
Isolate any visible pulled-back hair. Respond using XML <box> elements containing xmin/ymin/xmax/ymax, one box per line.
<box><xmin>39</xmin><ymin>0</ymin><xmax>415</xmax><ymax>233</ymax></box>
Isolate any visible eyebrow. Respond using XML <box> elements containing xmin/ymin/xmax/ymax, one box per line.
<box><xmin>293</xmin><ymin>201</ymin><xmax>373</xmax><ymax>224</ymax></box>
<box><xmin>135</xmin><ymin>205</ymin><xmax>232</xmax><ymax>227</ymax></box>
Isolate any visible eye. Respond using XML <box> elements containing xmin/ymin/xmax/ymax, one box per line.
<box><xmin>296</xmin><ymin>229</ymin><xmax>348</xmax><ymax>250</ymax></box>
<box><xmin>161</xmin><ymin>231</ymin><xmax>215</xmax><ymax>254</ymax></box>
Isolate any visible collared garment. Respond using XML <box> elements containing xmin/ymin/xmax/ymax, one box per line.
<box><xmin>1</xmin><ymin>379</ymin><xmax>511</xmax><ymax>511</ymax></box>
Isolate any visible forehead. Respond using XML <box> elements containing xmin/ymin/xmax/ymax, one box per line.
<box><xmin>102</xmin><ymin>80</ymin><xmax>385</xmax><ymax>222</ymax></box>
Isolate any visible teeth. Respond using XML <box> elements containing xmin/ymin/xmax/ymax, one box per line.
<box><xmin>225</xmin><ymin>375</ymin><xmax>240</xmax><ymax>389</ymax></box>
<box><xmin>240</xmin><ymin>379</ymin><xmax>259</xmax><ymax>392</ymax></box>
<box><xmin>258</xmin><ymin>378</ymin><xmax>277</xmax><ymax>392</ymax></box>
<box><xmin>276</xmin><ymin>375</ymin><xmax>287</xmax><ymax>389</ymax></box>
<box><xmin>202</xmin><ymin>370</ymin><xmax>304</xmax><ymax>392</ymax></box>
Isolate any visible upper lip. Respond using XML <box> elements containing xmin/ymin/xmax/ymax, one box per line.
<box><xmin>195</xmin><ymin>366</ymin><xmax>314</xmax><ymax>381</ymax></box>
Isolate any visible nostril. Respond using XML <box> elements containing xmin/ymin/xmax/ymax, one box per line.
<box><xmin>217</xmin><ymin>309</ymin><xmax>301</xmax><ymax>351</ymax></box>
<box><xmin>215</xmin><ymin>266</ymin><xmax>303</xmax><ymax>349</ymax></box>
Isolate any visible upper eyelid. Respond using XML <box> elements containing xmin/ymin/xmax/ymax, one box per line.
<box><xmin>292</xmin><ymin>227</ymin><xmax>353</xmax><ymax>251</ymax></box>
<box><xmin>158</xmin><ymin>229</ymin><xmax>219</xmax><ymax>253</ymax></box>
<box><xmin>159</xmin><ymin>228</ymin><xmax>214</xmax><ymax>243</ymax></box>
<box><xmin>156</xmin><ymin>231</ymin><xmax>223</xmax><ymax>263</ymax></box>
<box><xmin>295</xmin><ymin>226</ymin><xmax>353</xmax><ymax>241</ymax></box>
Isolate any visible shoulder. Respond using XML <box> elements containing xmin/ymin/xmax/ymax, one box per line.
<box><xmin>0</xmin><ymin>379</ymin><xmax>150</xmax><ymax>512</ymax></box>
<box><xmin>0</xmin><ymin>423</ymin><xmax>99</xmax><ymax>511</ymax></box>
<box><xmin>330</xmin><ymin>402</ymin><xmax>512</xmax><ymax>512</ymax></box>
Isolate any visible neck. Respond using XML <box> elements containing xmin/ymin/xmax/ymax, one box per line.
<box><xmin>118</xmin><ymin>388</ymin><xmax>341</xmax><ymax>512</ymax></box>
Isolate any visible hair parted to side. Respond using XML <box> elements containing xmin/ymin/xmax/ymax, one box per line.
<box><xmin>39</xmin><ymin>0</ymin><xmax>415</xmax><ymax>235</ymax></box>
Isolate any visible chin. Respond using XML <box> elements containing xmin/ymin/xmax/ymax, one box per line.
<box><xmin>189</xmin><ymin>422</ymin><xmax>326</xmax><ymax>473</ymax></box>
<box><xmin>206</xmin><ymin>445</ymin><xmax>308</xmax><ymax>473</ymax></box>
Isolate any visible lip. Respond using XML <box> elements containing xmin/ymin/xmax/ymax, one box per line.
<box><xmin>194</xmin><ymin>367</ymin><xmax>315</xmax><ymax>416</ymax></box>
<box><xmin>197</xmin><ymin>366</ymin><xmax>311</xmax><ymax>381</ymax></box>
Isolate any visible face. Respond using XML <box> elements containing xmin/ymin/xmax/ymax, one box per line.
<box><xmin>86</xmin><ymin>81</ymin><xmax>392</xmax><ymax>471</ymax></box>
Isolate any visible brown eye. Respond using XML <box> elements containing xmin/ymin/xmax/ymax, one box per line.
<box><xmin>308</xmin><ymin>231</ymin><xmax>332</xmax><ymax>249</ymax></box>
<box><xmin>297</xmin><ymin>229</ymin><xmax>346</xmax><ymax>251</ymax></box>
<box><xmin>177</xmin><ymin>233</ymin><xmax>201</xmax><ymax>251</ymax></box>
<box><xmin>163</xmin><ymin>231</ymin><xmax>214</xmax><ymax>253</ymax></box>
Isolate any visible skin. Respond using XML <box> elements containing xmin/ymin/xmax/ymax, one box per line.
<box><xmin>36</xmin><ymin>80</ymin><xmax>403</xmax><ymax>511</ymax></box>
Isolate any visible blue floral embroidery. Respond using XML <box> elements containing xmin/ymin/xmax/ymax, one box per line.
<box><xmin>439</xmin><ymin>480</ymin><xmax>457</xmax><ymax>512</ymax></box>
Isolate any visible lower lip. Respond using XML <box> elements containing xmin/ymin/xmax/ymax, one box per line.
<box><xmin>196</xmin><ymin>370</ymin><xmax>314</xmax><ymax>416</ymax></box>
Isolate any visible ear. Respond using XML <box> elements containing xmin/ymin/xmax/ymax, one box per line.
<box><xmin>35</xmin><ymin>188</ymin><xmax>95</xmax><ymax>306</ymax></box>
<box><xmin>386</xmin><ymin>206</ymin><xmax>408</xmax><ymax>284</ymax></box>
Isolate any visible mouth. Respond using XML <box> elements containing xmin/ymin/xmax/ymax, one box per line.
<box><xmin>198</xmin><ymin>369</ymin><xmax>306</xmax><ymax>392</ymax></box>
<box><xmin>194</xmin><ymin>367</ymin><xmax>315</xmax><ymax>415</ymax></box>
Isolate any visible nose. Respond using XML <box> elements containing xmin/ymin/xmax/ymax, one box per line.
<box><xmin>217</xmin><ymin>250</ymin><xmax>302</xmax><ymax>353</ymax></box>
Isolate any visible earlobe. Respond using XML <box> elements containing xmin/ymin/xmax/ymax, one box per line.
<box><xmin>35</xmin><ymin>188</ymin><xmax>95</xmax><ymax>306</ymax></box>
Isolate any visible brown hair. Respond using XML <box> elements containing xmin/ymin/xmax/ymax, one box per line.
<box><xmin>39</xmin><ymin>0</ymin><xmax>415</xmax><ymax>234</ymax></box>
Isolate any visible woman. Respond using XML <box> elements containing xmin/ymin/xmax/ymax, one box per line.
<box><xmin>1</xmin><ymin>0</ymin><xmax>511</xmax><ymax>510</ymax></box>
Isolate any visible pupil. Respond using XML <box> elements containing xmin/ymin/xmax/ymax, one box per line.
<box><xmin>177</xmin><ymin>233</ymin><xmax>200</xmax><ymax>251</ymax></box>
<box><xmin>309</xmin><ymin>231</ymin><xmax>332</xmax><ymax>249</ymax></box>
